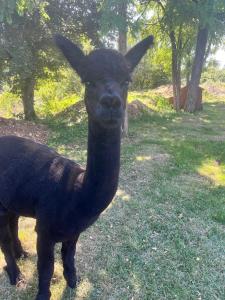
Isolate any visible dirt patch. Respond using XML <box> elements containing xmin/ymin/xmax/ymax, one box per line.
<box><xmin>154</xmin><ymin>85</ymin><xmax>174</xmax><ymax>97</ymax></box>
<box><xmin>0</xmin><ymin>117</ymin><xmax>49</xmax><ymax>143</ymax></box>
<box><xmin>128</xmin><ymin>100</ymin><xmax>153</xmax><ymax>118</ymax></box>
<box><xmin>202</xmin><ymin>84</ymin><xmax>225</xmax><ymax>97</ymax></box>
<box><xmin>57</xmin><ymin>99</ymin><xmax>153</xmax><ymax>121</ymax></box>
<box><xmin>55</xmin><ymin>100</ymin><xmax>86</xmax><ymax>123</ymax></box>
<box><xmin>208</xmin><ymin>135</ymin><xmax>225</xmax><ymax>142</ymax></box>
<box><xmin>153</xmin><ymin>84</ymin><xmax>225</xmax><ymax>99</ymax></box>
<box><xmin>152</xmin><ymin>153</ymin><xmax>170</xmax><ymax>163</ymax></box>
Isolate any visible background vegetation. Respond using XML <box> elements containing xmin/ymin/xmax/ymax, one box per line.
<box><xmin>0</xmin><ymin>0</ymin><xmax>224</xmax><ymax>119</ymax></box>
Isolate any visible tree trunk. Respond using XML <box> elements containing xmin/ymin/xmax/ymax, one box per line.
<box><xmin>185</xmin><ymin>58</ymin><xmax>192</xmax><ymax>86</ymax></box>
<box><xmin>21</xmin><ymin>77</ymin><xmax>36</xmax><ymax>120</ymax></box>
<box><xmin>118</xmin><ymin>30</ymin><xmax>127</xmax><ymax>54</ymax></box>
<box><xmin>185</xmin><ymin>26</ymin><xmax>209</xmax><ymax>112</ymax></box>
<box><xmin>119</xmin><ymin>28</ymin><xmax>128</xmax><ymax>137</ymax></box>
<box><xmin>118</xmin><ymin>1</ymin><xmax>128</xmax><ymax>137</ymax></box>
<box><xmin>170</xmin><ymin>31</ymin><xmax>181</xmax><ymax>111</ymax></box>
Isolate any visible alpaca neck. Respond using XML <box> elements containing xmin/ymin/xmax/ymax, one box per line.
<box><xmin>81</xmin><ymin>119</ymin><xmax>121</xmax><ymax>216</ymax></box>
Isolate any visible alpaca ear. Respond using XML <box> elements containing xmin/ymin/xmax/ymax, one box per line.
<box><xmin>54</xmin><ymin>34</ymin><xmax>86</xmax><ymax>78</ymax></box>
<box><xmin>125</xmin><ymin>35</ymin><xmax>154</xmax><ymax>72</ymax></box>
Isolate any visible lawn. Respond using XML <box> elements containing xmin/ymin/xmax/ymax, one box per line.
<box><xmin>0</xmin><ymin>89</ymin><xmax>225</xmax><ymax>299</ymax></box>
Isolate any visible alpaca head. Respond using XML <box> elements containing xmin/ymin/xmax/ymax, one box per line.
<box><xmin>55</xmin><ymin>35</ymin><xmax>153</xmax><ymax>128</ymax></box>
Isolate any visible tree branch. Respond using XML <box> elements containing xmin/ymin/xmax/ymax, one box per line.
<box><xmin>135</xmin><ymin>0</ymin><xmax>153</xmax><ymax>23</ymax></box>
<box><xmin>155</xmin><ymin>0</ymin><xmax>166</xmax><ymax>13</ymax></box>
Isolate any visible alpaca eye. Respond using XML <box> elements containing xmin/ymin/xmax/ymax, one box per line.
<box><xmin>121</xmin><ymin>80</ymin><xmax>130</xmax><ymax>88</ymax></box>
<box><xmin>85</xmin><ymin>81</ymin><xmax>96</xmax><ymax>88</ymax></box>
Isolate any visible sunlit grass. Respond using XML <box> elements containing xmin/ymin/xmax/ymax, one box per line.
<box><xmin>197</xmin><ymin>159</ymin><xmax>225</xmax><ymax>186</ymax></box>
<box><xmin>115</xmin><ymin>189</ymin><xmax>131</xmax><ymax>201</ymax></box>
<box><xmin>75</xmin><ymin>278</ymin><xmax>93</xmax><ymax>299</ymax></box>
<box><xmin>136</xmin><ymin>155</ymin><xmax>152</xmax><ymax>161</ymax></box>
<box><xmin>128</xmin><ymin>89</ymin><xmax>172</xmax><ymax>112</ymax></box>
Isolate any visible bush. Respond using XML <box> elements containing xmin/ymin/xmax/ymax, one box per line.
<box><xmin>35</xmin><ymin>68</ymin><xmax>84</xmax><ymax>117</ymax></box>
<box><xmin>131</xmin><ymin>62</ymin><xmax>170</xmax><ymax>90</ymax></box>
<box><xmin>35</xmin><ymin>81</ymin><xmax>81</xmax><ymax>117</ymax></box>
<box><xmin>0</xmin><ymin>91</ymin><xmax>21</xmax><ymax>118</ymax></box>
<box><xmin>201</xmin><ymin>67</ymin><xmax>225</xmax><ymax>83</ymax></box>
<box><xmin>154</xmin><ymin>95</ymin><xmax>172</xmax><ymax>111</ymax></box>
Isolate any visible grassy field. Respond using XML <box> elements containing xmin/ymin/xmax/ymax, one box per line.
<box><xmin>0</xmin><ymin>89</ymin><xmax>225</xmax><ymax>299</ymax></box>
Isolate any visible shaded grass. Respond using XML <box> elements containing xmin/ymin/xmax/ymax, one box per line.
<box><xmin>0</xmin><ymin>92</ymin><xmax>225</xmax><ymax>299</ymax></box>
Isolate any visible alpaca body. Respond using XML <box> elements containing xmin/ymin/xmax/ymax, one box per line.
<box><xmin>0</xmin><ymin>130</ymin><xmax>119</xmax><ymax>242</ymax></box>
<box><xmin>0</xmin><ymin>34</ymin><xmax>153</xmax><ymax>299</ymax></box>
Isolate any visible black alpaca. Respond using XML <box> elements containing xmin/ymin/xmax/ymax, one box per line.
<box><xmin>0</xmin><ymin>34</ymin><xmax>153</xmax><ymax>300</ymax></box>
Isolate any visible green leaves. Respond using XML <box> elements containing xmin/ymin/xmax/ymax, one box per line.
<box><xmin>0</xmin><ymin>0</ymin><xmax>17</xmax><ymax>23</ymax></box>
<box><xmin>39</xmin><ymin>2</ymin><xmax>50</xmax><ymax>21</ymax></box>
<box><xmin>0</xmin><ymin>0</ymin><xmax>101</xmax><ymax>118</ymax></box>
<box><xmin>0</xmin><ymin>0</ymin><xmax>38</xmax><ymax>22</ymax></box>
<box><xmin>17</xmin><ymin>0</ymin><xmax>35</xmax><ymax>15</ymax></box>
<box><xmin>99</xmin><ymin>0</ymin><xmax>138</xmax><ymax>37</ymax></box>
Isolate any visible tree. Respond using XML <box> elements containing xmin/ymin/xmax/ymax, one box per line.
<box><xmin>0</xmin><ymin>0</ymin><xmax>101</xmax><ymax>120</ymax></box>
<box><xmin>117</xmin><ymin>0</ymin><xmax>129</xmax><ymax>136</ymax></box>
<box><xmin>185</xmin><ymin>26</ymin><xmax>208</xmax><ymax>112</ymax></box>
<box><xmin>139</xmin><ymin>0</ymin><xmax>225</xmax><ymax>112</ymax></box>
<box><xmin>100</xmin><ymin>0</ymin><xmax>149</xmax><ymax>136</ymax></box>
<box><xmin>185</xmin><ymin>0</ymin><xmax>225</xmax><ymax>112</ymax></box>
<box><xmin>100</xmin><ymin>0</ymin><xmax>127</xmax><ymax>135</ymax></box>
<box><xmin>145</xmin><ymin>0</ymin><xmax>196</xmax><ymax>111</ymax></box>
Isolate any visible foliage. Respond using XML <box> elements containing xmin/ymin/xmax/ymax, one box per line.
<box><xmin>37</xmin><ymin>68</ymin><xmax>83</xmax><ymax>97</ymax></box>
<box><xmin>1</xmin><ymin>0</ymin><xmax>225</xmax><ymax>119</ymax></box>
<box><xmin>154</xmin><ymin>94</ymin><xmax>172</xmax><ymax>111</ymax></box>
<box><xmin>131</xmin><ymin>61</ymin><xmax>170</xmax><ymax>90</ymax></box>
<box><xmin>0</xmin><ymin>0</ymin><xmax>101</xmax><ymax>118</ymax></box>
<box><xmin>202</xmin><ymin>60</ymin><xmax>225</xmax><ymax>83</ymax></box>
<box><xmin>36</xmin><ymin>90</ymin><xmax>79</xmax><ymax>118</ymax></box>
<box><xmin>35</xmin><ymin>69</ymin><xmax>83</xmax><ymax>117</ymax></box>
<box><xmin>0</xmin><ymin>91</ymin><xmax>21</xmax><ymax>118</ymax></box>
<box><xmin>152</xmin><ymin>46</ymin><xmax>172</xmax><ymax>75</ymax></box>
<box><xmin>0</xmin><ymin>0</ymin><xmax>101</xmax><ymax>84</ymax></box>
<box><xmin>0</xmin><ymin>0</ymin><xmax>36</xmax><ymax>23</ymax></box>
<box><xmin>0</xmin><ymin>66</ymin><xmax>84</xmax><ymax>118</ymax></box>
<box><xmin>99</xmin><ymin>0</ymin><xmax>135</xmax><ymax>42</ymax></box>
<box><xmin>128</xmin><ymin>29</ymin><xmax>171</xmax><ymax>90</ymax></box>
<box><xmin>137</xmin><ymin>0</ymin><xmax>225</xmax><ymax>111</ymax></box>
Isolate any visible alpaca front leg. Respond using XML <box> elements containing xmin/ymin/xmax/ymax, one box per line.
<box><xmin>9</xmin><ymin>214</ymin><xmax>28</xmax><ymax>259</ymax></box>
<box><xmin>61</xmin><ymin>235</ymin><xmax>79</xmax><ymax>288</ymax></box>
<box><xmin>0</xmin><ymin>222</ymin><xmax>22</xmax><ymax>285</ymax></box>
<box><xmin>36</xmin><ymin>234</ymin><xmax>55</xmax><ymax>300</ymax></box>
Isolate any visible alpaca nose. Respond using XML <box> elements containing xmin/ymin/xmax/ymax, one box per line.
<box><xmin>100</xmin><ymin>95</ymin><xmax>122</xmax><ymax>109</ymax></box>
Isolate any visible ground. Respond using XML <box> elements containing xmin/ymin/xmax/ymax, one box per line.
<box><xmin>0</xmin><ymin>86</ymin><xmax>224</xmax><ymax>299</ymax></box>
<box><xmin>0</xmin><ymin>117</ymin><xmax>48</xmax><ymax>143</ymax></box>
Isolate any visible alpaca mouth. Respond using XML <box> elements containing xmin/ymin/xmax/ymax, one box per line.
<box><xmin>96</xmin><ymin>108</ymin><xmax>123</xmax><ymax>127</ymax></box>
<box><xmin>106</xmin><ymin>117</ymin><xmax>120</xmax><ymax>125</ymax></box>
<box><xmin>99</xmin><ymin>113</ymin><xmax>122</xmax><ymax>128</ymax></box>
<box><xmin>102</xmin><ymin>116</ymin><xmax>121</xmax><ymax>127</ymax></box>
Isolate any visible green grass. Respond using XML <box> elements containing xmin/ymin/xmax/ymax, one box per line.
<box><xmin>0</xmin><ymin>90</ymin><xmax>225</xmax><ymax>299</ymax></box>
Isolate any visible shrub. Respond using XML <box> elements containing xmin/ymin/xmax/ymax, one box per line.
<box><xmin>35</xmin><ymin>81</ymin><xmax>81</xmax><ymax>117</ymax></box>
<box><xmin>131</xmin><ymin>62</ymin><xmax>170</xmax><ymax>90</ymax></box>
<box><xmin>0</xmin><ymin>91</ymin><xmax>21</xmax><ymax>118</ymax></box>
<box><xmin>35</xmin><ymin>68</ymin><xmax>84</xmax><ymax>117</ymax></box>
<box><xmin>201</xmin><ymin>67</ymin><xmax>225</xmax><ymax>83</ymax></box>
<box><xmin>154</xmin><ymin>95</ymin><xmax>172</xmax><ymax>111</ymax></box>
